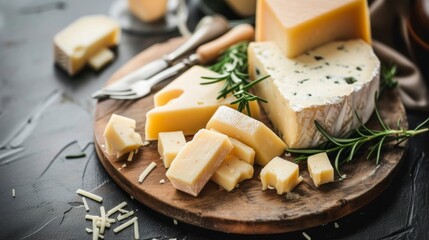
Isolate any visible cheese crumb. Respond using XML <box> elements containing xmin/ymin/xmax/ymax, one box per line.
<box><xmin>267</xmin><ymin>185</ymin><xmax>275</xmax><ymax>190</ymax></box>
<box><xmin>143</xmin><ymin>141</ymin><xmax>150</xmax><ymax>146</ymax></box>
<box><xmin>302</xmin><ymin>232</ymin><xmax>311</xmax><ymax>240</ymax></box>
<box><xmin>82</xmin><ymin>197</ymin><xmax>90</xmax><ymax>211</ymax></box>
<box><xmin>138</xmin><ymin>162</ymin><xmax>156</xmax><ymax>183</ymax></box>
<box><xmin>76</xmin><ymin>189</ymin><xmax>103</xmax><ymax>202</ymax></box>
<box><xmin>334</xmin><ymin>222</ymin><xmax>339</xmax><ymax>228</ymax></box>
<box><xmin>12</xmin><ymin>188</ymin><xmax>15</xmax><ymax>198</ymax></box>
<box><xmin>122</xmin><ymin>163</ymin><xmax>127</xmax><ymax>168</ymax></box>
<box><xmin>159</xmin><ymin>179</ymin><xmax>166</xmax><ymax>184</ymax></box>
<box><xmin>173</xmin><ymin>219</ymin><xmax>178</xmax><ymax>225</ymax></box>
<box><xmin>127</xmin><ymin>151</ymin><xmax>134</xmax><ymax>161</ymax></box>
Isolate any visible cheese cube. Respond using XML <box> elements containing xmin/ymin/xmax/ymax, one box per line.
<box><xmin>145</xmin><ymin>66</ymin><xmax>260</xmax><ymax>140</ymax></box>
<box><xmin>255</xmin><ymin>0</ymin><xmax>371</xmax><ymax>57</ymax></box>
<box><xmin>103</xmin><ymin>114</ymin><xmax>143</xmax><ymax>157</ymax></box>
<box><xmin>209</xmin><ymin>129</ymin><xmax>255</xmax><ymax>165</ymax></box>
<box><xmin>166</xmin><ymin>129</ymin><xmax>233</xmax><ymax>197</ymax></box>
<box><xmin>88</xmin><ymin>48</ymin><xmax>114</xmax><ymax>71</ymax></box>
<box><xmin>211</xmin><ymin>155</ymin><xmax>254</xmax><ymax>191</ymax></box>
<box><xmin>54</xmin><ymin>15</ymin><xmax>120</xmax><ymax>76</ymax></box>
<box><xmin>206</xmin><ymin>106</ymin><xmax>286</xmax><ymax>166</ymax></box>
<box><xmin>128</xmin><ymin>0</ymin><xmax>168</xmax><ymax>22</ymax></box>
<box><xmin>157</xmin><ymin>131</ymin><xmax>186</xmax><ymax>168</ymax></box>
<box><xmin>307</xmin><ymin>152</ymin><xmax>334</xmax><ymax>187</ymax></box>
<box><xmin>260</xmin><ymin>157</ymin><xmax>302</xmax><ymax>194</ymax></box>
<box><xmin>248</xmin><ymin>40</ymin><xmax>380</xmax><ymax>148</ymax></box>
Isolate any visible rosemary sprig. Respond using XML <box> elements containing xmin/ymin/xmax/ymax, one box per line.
<box><xmin>287</xmin><ymin>94</ymin><xmax>429</xmax><ymax>176</ymax></box>
<box><xmin>380</xmin><ymin>63</ymin><xmax>398</xmax><ymax>92</ymax></box>
<box><xmin>201</xmin><ymin>41</ymin><xmax>268</xmax><ymax>116</ymax></box>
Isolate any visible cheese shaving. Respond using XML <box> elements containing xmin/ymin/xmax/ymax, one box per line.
<box><xmin>118</xmin><ymin>210</ymin><xmax>134</xmax><ymax>221</ymax></box>
<box><xmin>134</xmin><ymin>219</ymin><xmax>140</xmax><ymax>239</ymax></box>
<box><xmin>173</xmin><ymin>219</ymin><xmax>178</xmax><ymax>225</ymax></box>
<box><xmin>334</xmin><ymin>222</ymin><xmax>339</xmax><ymax>228</ymax></box>
<box><xmin>138</xmin><ymin>162</ymin><xmax>156</xmax><ymax>183</ymax></box>
<box><xmin>107</xmin><ymin>201</ymin><xmax>127</xmax><ymax>217</ymax></box>
<box><xmin>113</xmin><ymin>216</ymin><xmax>137</xmax><ymax>233</ymax></box>
<box><xmin>82</xmin><ymin>197</ymin><xmax>90</xmax><ymax>211</ymax></box>
<box><xmin>127</xmin><ymin>151</ymin><xmax>134</xmax><ymax>161</ymax></box>
<box><xmin>12</xmin><ymin>188</ymin><xmax>15</xmax><ymax>198</ymax></box>
<box><xmin>302</xmin><ymin>232</ymin><xmax>311</xmax><ymax>240</ymax></box>
<box><xmin>118</xmin><ymin>208</ymin><xmax>129</xmax><ymax>214</ymax></box>
<box><xmin>76</xmin><ymin>189</ymin><xmax>103</xmax><ymax>202</ymax></box>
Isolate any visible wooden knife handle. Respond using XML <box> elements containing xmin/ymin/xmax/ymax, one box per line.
<box><xmin>196</xmin><ymin>24</ymin><xmax>255</xmax><ymax>65</ymax></box>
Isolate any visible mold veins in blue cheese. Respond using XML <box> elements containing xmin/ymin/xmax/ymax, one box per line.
<box><xmin>248</xmin><ymin>39</ymin><xmax>380</xmax><ymax>148</ymax></box>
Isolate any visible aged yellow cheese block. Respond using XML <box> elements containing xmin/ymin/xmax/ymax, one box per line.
<box><xmin>54</xmin><ymin>15</ymin><xmax>120</xmax><ymax>75</ymax></box>
<box><xmin>307</xmin><ymin>152</ymin><xmax>334</xmax><ymax>187</ymax></box>
<box><xmin>211</xmin><ymin>155</ymin><xmax>254</xmax><ymax>191</ymax></box>
<box><xmin>206</xmin><ymin>106</ymin><xmax>285</xmax><ymax>166</ymax></box>
<box><xmin>166</xmin><ymin>129</ymin><xmax>233</xmax><ymax>197</ymax></box>
<box><xmin>103</xmin><ymin>114</ymin><xmax>143</xmax><ymax>158</ymax></box>
<box><xmin>260</xmin><ymin>157</ymin><xmax>302</xmax><ymax>194</ymax></box>
<box><xmin>145</xmin><ymin>66</ymin><xmax>260</xmax><ymax>140</ymax></box>
<box><xmin>157</xmin><ymin>131</ymin><xmax>186</xmax><ymax>168</ymax></box>
<box><xmin>255</xmin><ymin>0</ymin><xmax>371</xmax><ymax>57</ymax></box>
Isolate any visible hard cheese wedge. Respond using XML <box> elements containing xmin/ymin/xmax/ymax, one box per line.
<box><xmin>255</xmin><ymin>0</ymin><xmax>371</xmax><ymax>57</ymax></box>
<box><xmin>211</xmin><ymin>155</ymin><xmax>254</xmax><ymax>191</ymax></box>
<box><xmin>206</xmin><ymin>106</ymin><xmax>286</xmax><ymax>166</ymax></box>
<box><xmin>158</xmin><ymin>131</ymin><xmax>186</xmax><ymax>168</ymax></box>
<box><xmin>248</xmin><ymin>40</ymin><xmax>380</xmax><ymax>148</ymax></box>
<box><xmin>145</xmin><ymin>66</ymin><xmax>260</xmax><ymax>140</ymax></box>
<box><xmin>307</xmin><ymin>152</ymin><xmax>334</xmax><ymax>187</ymax></box>
<box><xmin>260</xmin><ymin>157</ymin><xmax>302</xmax><ymax>194</ymax></box>
<box><xmin>209</xmin><ymin>129</ymin><xmax>255</xmax><ymax>165</ymax></box>
<box><xmin>54</xmin><ymin>15</ymin><xmax>120</xmax><ymax>75</ymax></box>
<box><xmin>166</xmin><ymin>129</ymin><xmax>233</xmax><ymax>197</ymax></box>
<box><xmin>103</xmin><ymin>114</ymin><xmax>143</xmax><ymax>158</ymax></box>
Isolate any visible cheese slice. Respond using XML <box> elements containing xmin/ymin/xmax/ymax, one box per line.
<box><xmin>248</xmin><ymin>40</ymin><xmax>380</xmax><ymax>148</ymax></box>
<box><xmin>166</xmin><ymin>129</ymin><xmax>233</xmax><ymax>197</ymax></box>
<box><xmin>127</xmin><ymin>0</ymin><xmax>168</xmax><ymax>22</ymax></box>
<box><xmin>54</xmin><ymin>15</ymin><xmax>120</xmax><ymax>76</ymax></box>
<box><xmin>211</xmin><ymin>155</ymin><xmax>254</xmax><ymax>191</ymax></box>
<box><xmin>307</xmin><ymin>152</ymin><xmax>334</xmax><ymax>187</ymax></box>
<box><xmin>206</xmin><ymin>106</ymin><xmax>286</xmax><ymax>166</ymax></box>
<box><xmin>260</xmin><ymin>157</ymin><xmax>302</xmax><ymax>194</ymax></box>
<box><xmin>255</xmin><ymin>0</ymin><xmax>371</xmax><ymax>57</ymax></box>
<box><xmin>157</xmin><ymin>131</ymin><xmax>186</xmax><ymax>168</ymax></box>
<box><xmin>145</xmin><ymin>66</ymin><xmax>260</xmax><ymax>140</ymax></box>
<box><xmin>103</xmin><ymin>114</ymin><xmax>143</xmax><ymax>158</ymax></box>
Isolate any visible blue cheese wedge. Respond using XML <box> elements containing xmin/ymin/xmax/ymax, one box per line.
<box><xmin>248</xmin><ymin>40</ymin><xmax>380</xmax><ymax>148</ymax></box>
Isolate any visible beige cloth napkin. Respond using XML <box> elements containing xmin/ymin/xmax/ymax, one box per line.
<box><xmin>370</xmin><ymin>0</ymin><xmax>429</xmax><ymax>111</ymax></box>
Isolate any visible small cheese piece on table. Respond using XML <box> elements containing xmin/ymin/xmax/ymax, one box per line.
<box><xmin>255</xmin><ymin>0</ymin><xmax>371</xmax><ymax>57</ymax></box>
<box><xmin>166</xmin><ymin>129</ymin><xmax>233</xmax><ymax>197</ymax></box>
<box><xmin>206</xmin><ymin>106</ymin><xmax>286</xmax><ymax>166</ymax></box>
<box><xmin>248</xmin><ymin>40</ymin><xmax>380</xmax><ymax>148</ymax></box>
<box><xmin>103</xmin><ymin>114</ymin><xmax>143</xmax><ymax>158</ymax></box>
<box><xmin>145</xmin><ymin>66</ymin><xmax>260</xmax><ymax>140</ymax></box>
<box><xmin>88</xmin><ymin>48</ymin><xmax>114</xmax><ymax>71</ymax></box>
<box><xmin>307</xmin><ymin>152</ymin><xmax>334</xmax><ymax>187</ymax></box>
<box><xmin>210</xmin><ymin>129</ymin><xmax>255</xmax><ymax>165</ymax></box>
<box><xmin>260</xmin><ymin>157</ymin><xmax>302</xmax><ymax>194</ymax></box>
<box><xmin>157</xmin><ymin>131</ymin><xmax>186</xmax><ymax>168</ymax></box>
<box><xmin>211</xmin><ymin>155</ymin><xmax>254</xmax><ymax>191</ymax></box>
<box><xmin>54</xmin><ymin>15</ymin><xmax>120</xmax><ymax>75</ymax></box>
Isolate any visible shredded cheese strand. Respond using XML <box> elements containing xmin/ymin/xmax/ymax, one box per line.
<box><xmin>134</xmin><ymin>220</ymin><xmax>140</xmax><ymax>240</ymax></box>
<box><xmin>107</xmin><ymin>201</ymin><xmax>127</xmax><ymax>217</ymax></box>
<box><xmin>99</xmin><ymin>206</ymin><xmax>106</xmax><ymax>234</ymax></box>
<box><xmin>113</xmin><ymin>217</ymin><xmax>137</xmax><ymax>233</ymax></box>
<box><xmin>76</xmin><ymin>189</ymin><xmax>102</xmax><ymax>202</ymax></box>
<box><xmin>82</xmin><ymin>197</ymin><xmax>89</xmax><ymax>212</ymax></box>
<box><xmin>117</xmin><ymin>210</ymin><xmax>134</xmax><ymax>221</ymax></box>
<box><xmin>138</xmin><ymin>162</ymin><xmax>157</xmax><ymax>183</ymax></box>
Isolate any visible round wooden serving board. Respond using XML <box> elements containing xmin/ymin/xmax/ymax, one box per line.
<box><xmin>94</xmin><ymin>37</ymin><xmax>408</xmax><ymax>234</ymax></box>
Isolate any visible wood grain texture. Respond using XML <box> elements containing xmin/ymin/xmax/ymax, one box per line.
<box><xmin>93</xmin><ymin>38</ymin><xmax>407</xmax><ymax>234</ymax></box>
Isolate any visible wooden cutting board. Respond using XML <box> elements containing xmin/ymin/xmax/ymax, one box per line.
<box><xmin>93</xmin><ymin>37</ymin><xmax>407</xmax><ymax>234</ymax></box>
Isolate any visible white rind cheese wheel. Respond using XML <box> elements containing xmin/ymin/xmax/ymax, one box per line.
<box><xmin>248</xmin><ymin>39</ymin><xmax>380</xmax><ymax>148</ymax></box>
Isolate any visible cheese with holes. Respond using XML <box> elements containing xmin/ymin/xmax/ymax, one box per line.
<box><xmin>248</xmin><ymin>40</ymin><xmax>380</xmax><ymax>148</ymax></box>
<box><xmin>145</xmin><ymin>66</ymin><xmax>260</xmax><ymax>140</ymax></box>
<box><xmin>307</xmin><ymin>152</ymin><xmax>334</xmax><ymax>187</ymax></box>
<box><xmin>206</xmin><ymin>106</ymin><xmax>286</xmax><ymax>166</ymax></box>
<box><xmin>166</xmin><ymin>129</ymin><xmax>233</xmax><ymax>197</ymax></box>
<box><xmin>211</xmin><ymin>155</ymin><xmax>254</xmax><ymax>191</ymax></box>
<box><xmin>103</xmin><ymin>114</ymin><xmax>143</xmax><ymax>158</ymax></box>
<box><xmin>54</xmin><ymin>15</ymin><xmax>120</xmax><ymax>75</ymax></box>
<box><xmin>210</xmin><ymin>129</ymin><xmax>255</xmax><ymax>165</ymax></box>
<box><xmin>255</xmin><ymin>0</ymin><xmax>371</xmax><ymax>57</ymax></box>
<box><xmin>158</xmin><ymin>131</ymin><xmax>186</xmax><ymax>168</ymax></box>
<box><xmin>260</xmin><ymin>157</ymin><xmax>302</xmax><ymax>194</ymax></box>
<box><xmin>128</xmin><ymin>0</ymin><xmax>168</xmax><ymax>22</ymax></box>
